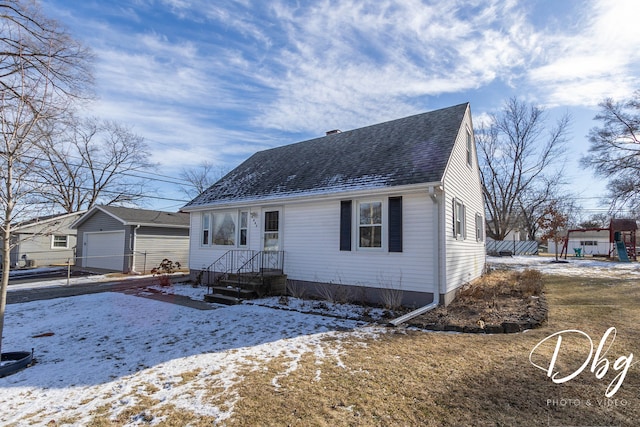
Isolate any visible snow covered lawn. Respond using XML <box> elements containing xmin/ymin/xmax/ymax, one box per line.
<box><xmin>0</xmin><ymin>291</ymin><xmax>383</xmax><ymax>425</ymax></box>
<box><xmin>488</xmin><ymin>255</ymin><xmax>640</xmax><ymax>278</ymax></box>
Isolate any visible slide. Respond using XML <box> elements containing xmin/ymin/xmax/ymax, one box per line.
<box><xmin>616</xmin><ymin>241</ymin><xmax>630</xmax><ymax>262</ymax></box>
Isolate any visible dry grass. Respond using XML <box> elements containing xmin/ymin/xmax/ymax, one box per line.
<box><xmin>224</xmin><ymin>273</ymin><xmax>640</xmax><ymax>426</ymax></box>
<box><xmin>458</xmin><ymin>268</ymin><xmax>544</xmax><ymax>300</ymax></box>
<box><xmin>30</xmin><ymin>273</ymin><xmax>640</xmax><ymax>426</ymax></box>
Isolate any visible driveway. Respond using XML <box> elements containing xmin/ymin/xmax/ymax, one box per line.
<box><xmin>6</xmin><ymin>274</ymin><xmax>190</xmax><ymax>305</ymax></box>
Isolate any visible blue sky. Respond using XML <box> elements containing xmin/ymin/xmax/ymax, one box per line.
<box><xmin>41</xmin><ymin>0</ymin><xmax>640</xmax><ymax>214</ymax></box>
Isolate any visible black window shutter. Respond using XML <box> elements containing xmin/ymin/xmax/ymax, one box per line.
<box><xmin>389</xmin><ymin>196</ymin><xmax>403</xmax><ymax>252</ymax></box>
<box><xmin>340</xmin><ymin>201</ymin><xmax>352</xmax><ymax>251</ymax></box>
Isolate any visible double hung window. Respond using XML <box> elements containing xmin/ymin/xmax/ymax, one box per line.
<box><xmin>340</xmin><ymin>197</ymin><xmax>402</xmax><ymax>252</ymax></box>
<box><xmin>52</xmin><ymin>235</ymin><xmax>69</xmax><ymax>249</ymax></box>
<box><xmin>359</xmin><ymin>201</ymin><xmax>382</xmax><ymax>249</ymax></box>
<box><xmin>202</xmin><ymin>214</ymin><xmax>210</xmax><ymax>245</ymax></box>
<box><xmin>453</xmin><ymin>199</ymin><xmax>466</xmax><ymax>239</ymax></box>
<box><xmin>475</xmin><ymin>213</ymin><xmax>484</xmax><ymax>242</ymax></box>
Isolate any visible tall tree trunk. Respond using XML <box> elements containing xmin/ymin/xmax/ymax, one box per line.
<box><xmin>0</xmin><ymin>159</ymin><xmax>13</xmax><ymax>355</ymax></box>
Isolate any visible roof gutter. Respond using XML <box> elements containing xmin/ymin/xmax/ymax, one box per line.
<box><xmin>182</xmin><ymin>182</ymin><xmax>441</xmax><ymax>212</ymax></box>
<box><xmin>389</xmin><ymin>184</ymin><xmax>443</xmax><ymax>326</ymax></box>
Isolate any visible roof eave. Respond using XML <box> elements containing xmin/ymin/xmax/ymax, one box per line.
<box><xmin>121</xmin><ymin>222</ymin><xmax>190</xmax><ymax>229</ymax></box>
<box><xmin>181</xmin><ymin>181</ymin><xmax>443</xmax><ymax>211</ymax></box>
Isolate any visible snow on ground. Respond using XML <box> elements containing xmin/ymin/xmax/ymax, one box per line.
<box><xmin>2</xmin><ymin>255</ymin><xmax>639</xmax><ymax>425</ymax></box>
<box><xmin>146</xmin><ymin>283</ymin><xmax>390</xmax><ymax>321</ymax></box>
<box><xmin>0</xmin><ymin>290</ymin><xmax>383</xmax><ymax>425</ymax></box>
<box><xmin>488</xmin><ymin>255</ymin><xmax>640</xmax><ymax>278</ymax></box>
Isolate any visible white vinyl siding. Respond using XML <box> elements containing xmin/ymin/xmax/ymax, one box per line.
<box><xmin>442</xmin><ymin>106</ymin><xmax>486</xmax><ymax>294</ymax></box>
<box><xmin>283</xmin><ymin>192</ymin><xmax>435</xmax><ymax>294</ymax></box>
<box><xmin>134</xmin><ymin>235</ymin><xmax>189</xmax><ymax>273</ymax></box>
<box><xmin>190</xmin><ymin>192</ymin><xmax>436</xmax><ymax>294</ymax></box>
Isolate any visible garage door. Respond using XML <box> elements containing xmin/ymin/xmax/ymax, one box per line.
<box><xmin>84</xmin><ymin>231</ymin><xmax>125</xmax><ymax>271</ymax></box>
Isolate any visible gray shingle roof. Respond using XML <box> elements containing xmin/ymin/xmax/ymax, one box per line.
<box><xmin>185</xmin><ymin>103</ymin><xmax>468</xmax><ymax>208</ymax></box>
<box><xmin>92</xmin><ymin>206</ymin><xmax>190</xmax><ymax>227</ymax></box>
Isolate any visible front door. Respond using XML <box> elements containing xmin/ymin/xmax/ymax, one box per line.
<box><xmin>263</xmin><ymin>209</ymin><xmax>281</xmax><ymax>251</ymax></box>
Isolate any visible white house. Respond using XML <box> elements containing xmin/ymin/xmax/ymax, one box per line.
<box><xmin>182</xmin><ymin>103</ymin><xmax>485</xmax><ymax>307</ymax></box>
<box><xmin>547</xmin><ymin>229</ymin><xmax>610</xmax><ymax>257</ymax></box>
<box><xmin>10</xmin><ymin>211</ymin><xmax>85</xmax><ymax>268</ymax></box>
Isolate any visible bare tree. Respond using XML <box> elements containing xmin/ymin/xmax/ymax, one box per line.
<box><xmin>581</xmin><ymin>90</ymin><xmax>640</xmax><ymax>213</ymax></box>
<box><xmin>35</xmin><ymin>117</ymin><xmax>154</xmax><ymax>213</ymax></box>
<box><xmin>578</xmin><ymin>213</ymin><xmax>609</xmax><ymax>229</ymax></box>
<box><xmin>179</xmin><ymin>160</ymin><xmax>226</xmax><ymax>199</ymax></box>
<box><xmin>0</xmin><ymin>0</ymin><xmax>92</xmax><ymax>354</ymax></box>
<box><xmin>477</xmin><ymin>98</ymin><xmax>570</xmax><ymax>240</ymax></box>
<box><xmin>0</xmin><ymin>1</ymin><xmax>92</xmax><ymax>104</ymax></box>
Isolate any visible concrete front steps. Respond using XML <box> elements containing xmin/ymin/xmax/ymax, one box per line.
<box><xmin>204</xmin><ymin>272</ymin><xmax>286</xmax><ymax>305</ymax></box>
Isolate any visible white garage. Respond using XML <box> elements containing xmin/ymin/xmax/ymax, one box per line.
<box><xmin>84</xmin><ymin>231</ymin><xmax>125</xmax><ymax>271</ymax></box>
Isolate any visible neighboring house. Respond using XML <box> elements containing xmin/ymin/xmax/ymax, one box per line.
<box><xmin>72</xmin><ymin>205</ymin><xmax>190</xmax><ymax>273</ymax></box>
<box><xmin>182</xmin><ymin>103</ymin><xmax>485</xmax><ymax>307</ymax></box>
<box><xmin>10</xmin><ymin>211</ymin><xmax>85</xmax><ymax>268</ymax></box>
<box><xmin>547</xmin><ymin>229</ymin><xmax>610</xmax><ymax>256</ymax></box>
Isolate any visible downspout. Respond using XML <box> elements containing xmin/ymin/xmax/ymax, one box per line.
<box><xmin>389</xmin><ymin>185</ymin><xmax>442</xmax><ymax>326</ymax></box>
<box><xmin>130</xmin><ymin>224</ymin><xmax>141</xmax><ymax>274</ymax></box>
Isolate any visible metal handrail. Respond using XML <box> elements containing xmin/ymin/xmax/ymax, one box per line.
<box><xmin>205</xmin><ymin>249</ymin><xmax>256</xmax><ymax>292</ymax></box>
<box><xmin>204</xmin><ymin>249</ymin><xmax>285</xmax><ymax>295</ymax></box>
<box><xmin>232</xmin><ymin>250</ymin><xmax>284</xmax><ymax>295</ymax></box>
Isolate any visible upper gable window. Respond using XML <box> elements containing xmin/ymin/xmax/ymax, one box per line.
<box><xmin>466</xmin><ymin>128</ymin><xmax>473</xmax><ymax>167</ymax></box>
<box><xmin>359</xmin><ymin>201</ymin><xmax>382</xmax><ymax>249</ymax></box>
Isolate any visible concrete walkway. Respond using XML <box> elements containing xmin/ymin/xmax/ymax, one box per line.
<box><xmin>6</xmin><ymin>274</ymin><xmax>216</xmax><ymax>311</ymax></box>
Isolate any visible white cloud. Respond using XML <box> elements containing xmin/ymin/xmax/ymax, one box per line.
<box><xmin>251</xmin><ymin>0</ymin><xmax>536</xmax><ymax>132</ymax></box>
<box><xmin>526</xmin><ymin>0</ymin><xmax>640</xmax><ymax>107</ymax></box>
<box><xmin>42</xmin><ymin>0</ymin><xmax>640</xmax><ymax>206</ymax></box>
